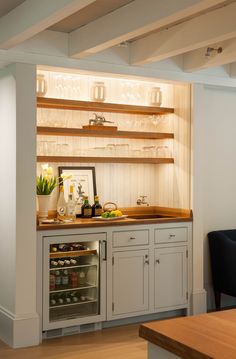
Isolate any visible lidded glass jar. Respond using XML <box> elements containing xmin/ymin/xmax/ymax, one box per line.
<box><xmin>36</xmin><ymin>74</ymin><xmax>47</xmax><ymax>97</ymax></box>
<box><xmin>149</xmin><ymin>86</ymin><xmax>162</xmax><ymax>106</ymax></box>
<box><xmin>91</xmin><ymin>81</ymin><xmax>106</xmax><ymax>102</ymax></box>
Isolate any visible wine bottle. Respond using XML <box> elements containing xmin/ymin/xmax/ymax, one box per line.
<box><xmin>65</xmin><ymin>293</ymin><xmax>71</xmax><ymax>304</ymax></box>
<box><xmin>70</xmin><ymin>271</ymin><xmax>78</xmax><ymax>288</ymax></box>
<box><xmin>49</xmin><ymin>273</ymin><xmax>56</xmax><ymax>291</ymax></box>
<box><xmin>70</xmin><ymin>258</ymin><xmax>77</xmax><ymax>265</ymax></box>
<box><xmin>50</xmin><ymin>260</ymin><xmax>58</xmax><ymax>268</ymax></box>
<box><xmin>92</xmin><ymin>195</ymin><xmax>103</xmax><ymax>217</ymax></box>
<box><xmin>61</xmin><ymin>270</ymin><xmax>69</xmax><ymax>287</ymax></box>
<box><xmin>50</xmin><ymin>244</ymin><xmax>58</xmax><ymax>252</ymax></box>
<box><xmin>58</xmin><ymin>243</ymin><xmax>68</xmax><ymax>252</ymax></box>
<box><xmin>55</xmin><ymin>270</ymin><xmax>61</xmax><ymax>289</ymax></box>
<box><xmin>58</xmin><ymin>294</ymin><xmax>64</xmax><ymax>305</ymax></box>
<box><xmin>66</xmin><ymin>185</ymin><xmax>76</xmax><ymax>220</ymax></box>
<box><xmin>50</xmin><ymin>295</ymin><xmax>56</xmax><ymax>306</ymax></box>
<box><xmin>79</xmin><ymin>271</ymin><xmax>86</xmax><ymax>286</ymax></box>
<box><xmin>71</xmin><ymin>291</ymin><xmax>79</xmax><ymax>303</ymax></box>
<box><xmin>81</xmin><ymin>196</ymin><xmax>92</xmax><ymax>218</ymax></box>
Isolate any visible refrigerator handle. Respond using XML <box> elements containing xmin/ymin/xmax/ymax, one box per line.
<box><xmin>101</xmin><ymin>240</ymin><xmax>107</xmax><ymax>261</ymax></box>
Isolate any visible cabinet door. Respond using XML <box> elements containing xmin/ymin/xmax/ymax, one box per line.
<box><xmin>154</xmin><ymin>246</ymin><xmax>187</xmax><ymax>309</ymax></box>
<box><xmin>112</xmin><ymin>249</ymin><xmax>149</xmax><ymax>316</ymax></box>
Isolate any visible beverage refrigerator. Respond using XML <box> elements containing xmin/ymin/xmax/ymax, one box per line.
<box><xmin>42</xmin><ymin>233</ymin><xmax>107</xmax><ymax>331</ymax></box>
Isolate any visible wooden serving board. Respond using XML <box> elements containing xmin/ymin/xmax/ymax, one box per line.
<box><xmin>82</xmin><ymin>125</ymin><xmax>118</xmax><ymax>131</ymax></box>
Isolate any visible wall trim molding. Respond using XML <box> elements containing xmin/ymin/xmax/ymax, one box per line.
<box><xmin>191</xmin><ymin>289</ymin><xmax>207</xmax><ymax>315</ymax></box>
<box><xmin>0</xmin><ymin>305</ymin><xmax>40</xmax><ymax>348</ymax></box>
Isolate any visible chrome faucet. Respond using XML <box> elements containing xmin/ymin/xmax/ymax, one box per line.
<box><xmin>136</xmin><ymin>196</ymin><xmax>149</xmax><ymax>206</ymax></box>
<box><xmin>89</xmin><ymin>113</ymin><xmax>113</xmax><ymax>126</ymax></box>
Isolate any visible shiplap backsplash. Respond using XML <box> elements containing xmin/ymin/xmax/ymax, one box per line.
<box><xmin>37</xmin><ymin>71</ymin><xmax>191</xmax><ymax>210</ymax></box>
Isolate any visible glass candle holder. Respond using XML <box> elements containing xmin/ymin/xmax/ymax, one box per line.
<box><xmin>91</xmin><ymin>82</ymin><xmax>106</xmax><ymax>102</ymax></box>
<box><xmin>36</xmin><ymin>74</ymin><xmax>47</xmax><ymax>97</ymax></box>
<box><xmin>149</xmin><ymin>87</ymin><xmax>162</xmax><ymax>106</ymax></box>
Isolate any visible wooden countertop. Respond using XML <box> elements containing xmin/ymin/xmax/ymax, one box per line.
<box><xmin>37</xmin><ymin>207</ymin><xmax>192</xmax><ymax>231</ymax></box>
<box><xmin>139</xmin><ymin>309</ymin><xmax>236</xmax><ymax>359</ymax></box>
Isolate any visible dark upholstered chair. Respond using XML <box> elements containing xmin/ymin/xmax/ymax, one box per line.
<box><xmin>208</xmin><ymin>230</ymin><xmax>236</xmax><ymax>310</ymax></box>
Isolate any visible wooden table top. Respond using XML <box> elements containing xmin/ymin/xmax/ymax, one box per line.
<box><xmin>139</xmin><ymin>309</ymin><xmax>236</xmax><ymax>359</ymax></box>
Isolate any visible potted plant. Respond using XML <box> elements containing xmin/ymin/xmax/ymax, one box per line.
<box><xmin>36</xmin><ymin>164</ymin><xmax>70</xmax><ymax>219</ymax></box>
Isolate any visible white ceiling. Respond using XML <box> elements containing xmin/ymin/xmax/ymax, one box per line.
<box><xmin>0</xmin><ymin>0</ymin><xmax>236</xmax><ymax>78</ymax></box>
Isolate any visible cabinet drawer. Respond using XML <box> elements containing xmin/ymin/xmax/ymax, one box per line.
<box><xmin>112</xmin><ymin>230</ymin><xmax>149</xmax><ymax>247</ymax></box>
<box><xmin>155</xmin><ymin>227</ymin><xmax>187</xmax><ymax>244</ymax></box>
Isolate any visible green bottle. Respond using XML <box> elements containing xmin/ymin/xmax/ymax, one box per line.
<box><xmin>81</xmin><ymin>196</ymin><xmax>92</xmax><ymax>218</ymax></box>
<box><xmin>92</xmin><ymin>195</ymin><xmax>103</xmax><ymax>217</ymax></box>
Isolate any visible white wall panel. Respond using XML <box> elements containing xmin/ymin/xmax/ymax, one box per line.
<box><xmin>37</xmin><ymin>71</ymin><xmax>191</xmax><ymax>210</ymax></box>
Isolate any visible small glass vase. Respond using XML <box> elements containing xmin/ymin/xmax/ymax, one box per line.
<box><xmin>37</xmin><ymin>194</ymin><xmax>51</xmax><ymax>219</ymax></box>
<box><xmin>36</xmin><ymin>74</ymin><xmax>47</xmax><ymax>97</ymax></box>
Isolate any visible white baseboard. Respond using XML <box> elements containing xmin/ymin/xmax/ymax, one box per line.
<box><xmin>191</xmin><ymin>289</ymin><xmax>207</xmax><ymax>315</ymax></box>
<box><xmin>0</xmin><ymin>305</ymin><xmax>40</xmax><ymax>348</ymax></box>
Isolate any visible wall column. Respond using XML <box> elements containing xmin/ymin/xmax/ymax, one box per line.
<box><xmin>191</xmin><ymin>83</ymin><xmax>207</xmax><ymax>314</ymax></box>
<box><xmin>0</xmin><ymin>63</ymin><xmax>39</xmax><ymax>347</ymax></box>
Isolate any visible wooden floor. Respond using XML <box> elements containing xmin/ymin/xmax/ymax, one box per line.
<box><xmin>0</xmin><ymin>324</ymin><xmax>147</xmax><ymax>359</ymax></box>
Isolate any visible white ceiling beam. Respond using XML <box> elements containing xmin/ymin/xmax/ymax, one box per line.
<box><xmin>183</xmin><ymin>38</ymin><xmax>236</xmax><ymax>72</ymax></box>
<box><xmin>130</xmin><ymin>1</ymin><xmax>236</xmax><ymax>65</ymax></box>
<box><xmin>0</xmin><ymin>0</ymin><xmax>95</xmax><ymax>49</ymax></box>
<box><xmin>69</xmin><ymin>0</ymin><xmax>226</xmax><ymax>58</ymax></box>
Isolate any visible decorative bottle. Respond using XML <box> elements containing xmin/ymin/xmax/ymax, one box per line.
<box><xmin>57</xmin><ymin>185</ymin><xmax>67</xmax><ymax>219</ymax></box>
<box><xmin>92</xmin><ymin>195</ymin><xmax>103</xmax><ymax>217</ymax></box>
<box><xmin>81</xmin><ymin>196</ymin><xmax>92</xmax><ymax>218</ymax></box>
<box><xmin>66</xmin><ymin>185</ymin><xmax>76</xmax><ymax>220</ymax></box>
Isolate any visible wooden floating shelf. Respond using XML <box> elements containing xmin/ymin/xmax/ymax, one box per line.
<box><xmin>50</xmin><ymin>249</ymin><xmax>97</xmax><ymax>259</ymax></box>
<box><xmin>37</xmin><ymin>156</ymin><xmax>174</xmax><ymax>164</ymax></box>
<box><xmin>37</xmin><ymin>126</ymin><xmax>174</xmax><ymax>140</ymax></box>
<box><xmin>37</xmin><ymin>97</ymin><xmax>174</xmax><ymax>115</ymax></box>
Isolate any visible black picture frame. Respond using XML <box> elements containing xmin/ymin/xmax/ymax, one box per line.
<box><xmin>58</xmin><ymin>166</ymin><xmax>97</xmax><ymax>205</ymax></box>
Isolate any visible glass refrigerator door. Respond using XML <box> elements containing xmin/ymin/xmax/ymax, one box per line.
<box><xmin>43</xmin><ymin>233</ymin><xmax>106</xmax><ymax>330</ymax></box>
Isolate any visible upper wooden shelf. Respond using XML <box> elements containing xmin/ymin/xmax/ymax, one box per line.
<box><xmin>37</xmin><ymin>97</ymin><xmax>174</xmax><ymax>115</ymax></box>
<box><xmin>37</xmin><ymin>156</ymin><xmax>174</xmax><ymax>164</ymax></box>
<box><xmin>37</xmin><ymin>126</ymin><xmax>174</xmax><ymax>140</ymax></box>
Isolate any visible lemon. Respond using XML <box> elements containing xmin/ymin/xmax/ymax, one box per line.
<box><xmin>113</xmin><ymin>210</ymin><xmax>123</xmax><ymax>217</ymax></box>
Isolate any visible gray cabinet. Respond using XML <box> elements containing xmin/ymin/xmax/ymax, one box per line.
<box><xmin>112</xmin><ymin>249</ymin><xmax>149</xmax><ymax>316</ymax></box>
<box><xmin>154</xmin><ymin>246</ymin><xmax>188</xmax><ymax>309</ymax></box>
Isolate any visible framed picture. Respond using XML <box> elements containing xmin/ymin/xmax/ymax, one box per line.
<box><xmin>58</xmin><ymin>166</ymin><xmax>97</xmax><ymax>205</ymax></box>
